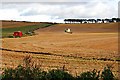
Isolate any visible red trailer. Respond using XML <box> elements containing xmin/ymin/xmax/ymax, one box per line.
<box><xmin>13</xmin><ymin>31</ymin><xmax>23</xmax><ymax>37</ymax></box>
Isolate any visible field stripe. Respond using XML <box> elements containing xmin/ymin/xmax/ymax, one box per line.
<box><xmin>1</xmin><ymin>47</ymin><xmax>119</xmax><ymax>62</ymax></box>
<box><xmin>0</xmin><ymin>48</ymin><xmax>51</xmax><ymax>55</ymax></box>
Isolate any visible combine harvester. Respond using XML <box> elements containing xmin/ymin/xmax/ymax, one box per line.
<box><xmin>64</xmin><ymin>28</ymin><xmax>72</xmax><ymax>34</ymax></box>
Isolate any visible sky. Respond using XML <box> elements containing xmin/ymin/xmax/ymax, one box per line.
<box><xmin>0</xmin><ymin>0</ymin><xmax>119</xmax><ymax>23</ymax></box>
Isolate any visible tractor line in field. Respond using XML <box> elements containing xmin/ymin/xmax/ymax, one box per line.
<box><xmin>1</xmin><ymin>47</ymin><xmax>119</xmax><ymax>62</ymax></box>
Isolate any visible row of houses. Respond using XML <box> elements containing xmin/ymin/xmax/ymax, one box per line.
<box><xmin>64</xmin><ymin>18</ymin><xmax>120</xmax><ymax>24</ymax></box>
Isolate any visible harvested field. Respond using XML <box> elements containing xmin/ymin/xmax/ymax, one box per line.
<box><xmin>1</xmin><ymin>22</ymin><xmax>119</xmax><ymax>77</ymax></box>
<box><xmin>35</xmin><ymin>23</ymin><xmax>118</xmax><ymax>33</ymax></box>
<box><xmin>1</xmin><ymin>20</ymin><xmax>41</xmax><ymax>28</ymax></box>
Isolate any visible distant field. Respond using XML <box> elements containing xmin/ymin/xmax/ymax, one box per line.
<box><xmin>1</xmin><ymin>20</ymin><xmax>41</xmax><ymax>28</ymax></box>
<box><xmin>1</xmin><ymin>22</ymin><xmax>119</xmax><ymax>77</ymax></box>
<box><xmin>0</xmin><ymin>20</ymin><xmax>54</xmax><ymax>37</ymax></box>
<box><xmin>35</xmin><ymin>23</ymin><xmax>118</xmax><ymax>33</ymax></box>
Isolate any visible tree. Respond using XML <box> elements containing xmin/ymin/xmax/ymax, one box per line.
<box><xmin>97</xmin><ymin>19</ymin><xmax>101</xmax><ymax>23</ymax></box>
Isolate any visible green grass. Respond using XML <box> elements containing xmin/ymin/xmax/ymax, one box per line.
<box><xmin>0</xmin><ymin>23</ymin><xmax>54</xmax><ymax>38</ymax></box>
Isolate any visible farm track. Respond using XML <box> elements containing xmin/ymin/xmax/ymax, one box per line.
<box><xmin>1</xmin><ymin>47</ymin><xmax>119</xmax><ymax>62</ymax></box>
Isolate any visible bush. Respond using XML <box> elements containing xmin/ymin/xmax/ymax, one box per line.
<box><xmin>101</xmin><ymin>65</ymin><xmax>115</xmax><ymax>80</ymax></box>
<box><xmin>2</xmin><ymin>55</ymin><xmax>46</xmax><ymax>80</ymax></box>
<box><xmin>2</xmin><ymin>65</ymin><xmax>47</xmax><ymax>80</ymax></box>
<box><xmin>76</xmin><ymin>69</ymin><xmax>100</xmax><ymax>80</ymax></box>
<box><xmin>8</xmin><ymin>35</ymin><xmax>14</xmax><ymax>38</ymax></box>
<box><xmin>46</xmin><ymin>69</ymin><xmax>74</xmax><ymax>80</ymax></box>
<box><xmin>2</xmin><ymin>68</ymin><xmax>15</xmax><ymax>80</ymax></box>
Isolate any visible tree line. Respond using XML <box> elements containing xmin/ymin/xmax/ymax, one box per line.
<box><xmin>64</xmin><ymin>18</ymin><xmax>120</xmax><ymax>24</ymax></box>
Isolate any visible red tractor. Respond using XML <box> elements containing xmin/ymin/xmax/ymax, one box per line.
<box><xmin>13</xmin><ymin>31</ymin><xmax>23</xmax><ymax>38</ymax></box>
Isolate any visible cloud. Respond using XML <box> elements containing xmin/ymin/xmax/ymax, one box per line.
<box><xmin>1</xmin><ymin>0</ymin><xmax>119</xmax><ymax>2</ymax></box>
<box><xmin>19</xmin><ymin>2</ymin><xmax>117</xmax><ymax>18</ymax></box>
<box><xmin>0</xmin><ymin>1</ymin><xmax>118</xmax><ymax>23</ymax></box>
<box><xmin>0</xmin><ymin>9</ymin><xmax>20</xmax><ymax>20</ymax></box>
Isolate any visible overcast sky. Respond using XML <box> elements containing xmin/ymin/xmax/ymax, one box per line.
<box><xmin>0</xmin><ymin>0</ymin><xmax>119</xmax><ymax>23</ymax></box>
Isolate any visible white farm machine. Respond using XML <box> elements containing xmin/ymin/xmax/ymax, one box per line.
<box><xmin>64</xmin><ymin>28</ymin><xmax>72</xmax><ymax>34</ymax></box>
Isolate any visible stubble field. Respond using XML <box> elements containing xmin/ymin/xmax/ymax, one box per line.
<box><xmin>1</xmin><ymin>22</ymin><xmax>119</xmax><ymax>77</ymax></box>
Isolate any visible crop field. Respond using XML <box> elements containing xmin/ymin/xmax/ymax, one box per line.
<box><xmin>1</xmin><ymin>20</ymin><xmax>42</xmax><ymax>28</ymax></box>
<box><xmin>0</xmin><ymin>20</ymin><xmax>53</xmax><ymax>38</ymax></box>
<box><xmin>1</xmin><ymin>22</ymin><xmax>119</xmax><ymax>77</ymax></box>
